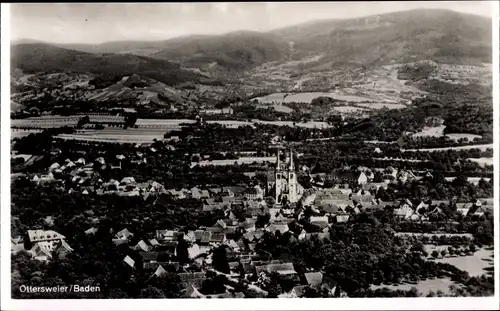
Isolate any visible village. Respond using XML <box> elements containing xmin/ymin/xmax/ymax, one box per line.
<box><xmin>11</xmin><ymin>141</ymin><xmax>494</xmax><ymax>298</ymax></box>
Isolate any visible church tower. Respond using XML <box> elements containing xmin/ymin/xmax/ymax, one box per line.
<box><xmin>274</xmin><ymin>148</ymin><xmax>299</xmax><ymax>204</ymax></box>
<box><xmin>275</xmin><ymin>150</ymin><xmax>283</xmax><ymax>203</ymax></box>
<box><xmin>287</xmin><ymin>148</ymin><xmax>298</xmax><ymax>203</ymax></box>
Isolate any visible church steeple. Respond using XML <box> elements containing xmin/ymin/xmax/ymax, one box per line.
<box><xmin>276</xmin><ymin>149</ymin><xmax>281</xmax><ymax>171</ymax></box>
<box><xmin>289</xmin><ymin>148</ymin><xmax>294</xmax><ymax>170</ymax></box>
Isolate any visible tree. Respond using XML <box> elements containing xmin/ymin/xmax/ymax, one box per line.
<box><xmin>212</xmin><ymin>245</ymin><xmax>230</xmax><ymax>274</ymax></box>
<box><xmin>175</xmin><ymin>235</ymin><xmax>190</xmax><ymax>265</ymax></box>
<box><xmin>139</xmin><ymin>286</ymin><xmax>166</xmax><ymax>298</ymax></box>
<box><xmin>431</xmin><ymin>250</ymin><xmax>439</xmax><ymax>259</ymax></box>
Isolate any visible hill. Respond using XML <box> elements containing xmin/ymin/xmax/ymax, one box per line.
<box><xmin>36</xmin><ymin>9</ymin><xmax>492</xmax><ymax>72</ymax></box>
<box><xmin>48</xmin><ymin>31</ymin><xmax>289</xmax><ymax>72</ymax></box>
<box><xmin>151</xmin><ymin>31</ymin><xmax>289</xmax><ymax>71</ymax></box>
<box><xmin>11</xmin><ymin>43</ymin><xmax>206</xmax><ymax>86</ymax></box>
<box><xmin>271</xmin><ymin>9</ymin><xmax>492</xmax><ymax>69</ymax></box>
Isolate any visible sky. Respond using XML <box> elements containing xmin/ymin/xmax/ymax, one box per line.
<box><xmin>10</xmin><ymin>1</ymin><xmax>495</xmax><ymax>44</ymax></box>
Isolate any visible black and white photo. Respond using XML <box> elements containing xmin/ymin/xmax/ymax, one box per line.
<box><xmin>1</xmin><ymin>2</ymin><xmax>499</xmax><ymax>310</ymax></box>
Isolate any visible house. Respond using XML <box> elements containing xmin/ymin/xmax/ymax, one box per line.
<box><xmin>357</xmin><ymin>172</ymin><xmax>368</xmax><ymax>185</ymax></box>
<box><xmin>151</xmin><ymin>265</ymin><xmax>168</xmax><ymax>278</ymax></box>
<box><xmin>210</xmin><ymin>232</ymin><xmax>226</xmax><ymax>244</ymax></box>
<box><xmin>394</xmin><ymin>204</ymin><xmax>416</xmax><ymax>220</ymax></box>
<box><xmin>362</xmin><ymin>182</ymin><xmax>388</xmax><ymax>192</ymax></box>
<box><xmin>184</xmin><ymin>285</ymin><xmax>206</xmax><ymax>298</ymax></box>
<box><xmin>27</xmin><ymin>230</ymin><xmax>72</xmax><ymax>261</ymax></box>
<box><xmin>310</xmin><ymin>216</ymin><xmax>329</xmax><ymax>228</ymax></box>
<box><xmin>156</xmin><ymin>230</ymin><xmax>183</xmax><ymax>242</ymax></box>
<box><xmin>255</xmin><ymin>262</ymin><xmax>296</xmax><ymax>276</ymax></box>
<box><xmin>336</xmin><ymin>215</ymin><xmax>350</xmax><ymax>223</ymax></box>
<box><xmin>415</xmin><ymin>201</ymin><xmax>430</xmax><ymax>214</ymax></box>
<box><xmin>123</xmin><ymin>255</ymin><xmax>135</xmax><ymax>268</ymax></box>
<box><xmin>188</xmin><ymin>244</ymin><xmax>203</xmax><ymax>259</ymax></box>
<box><xmin>11</xmin><ymin>237</ymin><xmax>25</xmax><ymax>254</ymax></box>
<box><xmin>456</xmin><ymin>207</ymin><xmax>471</xmax><ymax>217</ymax></box>
<box><xmin>179</xmin><ymin>272</ymin><xmax>207</xmax><ymax>297</ymax></box>
<box><xmin>304</xmin><ymin>272</ymin><xmax>323</xmax><ymax>286</ymax></box>
<box><xmin>49</xmin><ymin>162</ymin><xmax>61</xmax><ymax>172</ymax></box>
<box><xmin>243</xmin><ymin>185</ymin><xmax>264</xmax><ymax>201</ymax></box>
<box><xmin>30</xmin><ymin>242</ymin><xmax>54</xmax><ymax>261</ymax></box>
<box><xmin>397</xmin><ymin>170</ymin><xmax>417</xmax><ymax>184</ymax></box>
<box><xmin>191</xmin><ymin>187</ymin><xmax>210</xmax><ymax>199</ymax></box>
<box><xmin>243</xmin><ymin>229</ymin><xmax>266</xmax><ymax>242</ymax></box>
<box><xmin>472</xmin><ymin>206</ymin><xmax>486</xmax><ymax>217</ymax></box>
<box><xmin>266</xmin><ymin>222</ymin><xmax>289</xmax><ymax>234</ymax></box>
<box><xmin>239</xmin><ymin>218</ymin><xmax>257</xmax><ymax>232</ymax></box>
<box><xmin>85</xmin><ymin>227</ymin><xmax>98</xmax><ymax>235</ymax></box>
<box><xmin>269</xmin><ymin>208</ymin><xmax>283</xmax><ymax>221</ymax></box>
<box><xmin>54</xmin><ymin>240</ymin><xmax>73</xmax><ymax>259</ymax></box>
<box><xmin>28</xmin><ymin>230</ymin><xmax>66</xmax><ymax>244</ymax></box>
<box><xmin>115</xmin><ymin>228</ymin><xmax>134</xmax><ymax>240</ymax></box>
<box><xmin>133</xmin><ymin>240</ymin><xmax>150</xmax><ymax>252</ymax></box>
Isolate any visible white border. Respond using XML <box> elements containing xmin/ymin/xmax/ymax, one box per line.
<box><xmin>1</xmin><ymin>2</ymin><xmax>499</xmax><ymax>310</ymax></box>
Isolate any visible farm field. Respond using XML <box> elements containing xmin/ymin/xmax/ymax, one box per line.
<box><xmin>445</xmin><ymin>133</ymin><xmax>482</xmax><ymax>141</ymax></box>
<box><xmin>403</xmin><ymin>144</ymin><xmax>493</xmax><ymax>152</ymax></box>
<box><xmin>206</xmin><ymin>119</ymin><xmax>333</xmax><ymax>129</ymax></box>
<box><xmin>431</xmin><ymin>247</ymin><xmax>494</xmax><ymax>277</ymax></box>
<box><xmin>411</xmin><ymin>125</ymin><xmax>482</xmax><ymax>142</ymax></box>
<box><xmin>135</xmin><ymin>119</ymin><xmax>196</xmax><ymax>127</ymax></box>
<box><xmin>395</xmin><ymin>232</ymin><xmax>474</xmax><ymax>239</ymax></box>
<box><xmin>467</xmin><ymin>157</ymin><xmax>493</xmax><ymax>167</ymax></box>
<box><xmin>412</xmin><ymin>126</ymin><xmax>446</xmax><ymax>138</ymax></box>
<box><xmin>357</xmin><ymin>103</ymin><xmax>407</xmax><ymax>110</ymax></box>
<box><xmin>252</xmin><ymin>92</ymin><xmax>376</xmax><ymax>104</ymax></box>
<box><xmin>444</xmin><ymin>177</ymin><xmax>491</xmax><ymax>185</ymax></box>
<box><xmin>332</xmin><ymin>106</ymin><xmax>368</xmax><ymax>113</ymax></box>
<box><xmin>370</xmin><ymin>277</ymin><xmax>456</xmax><ymax>296</ymax></box>
<box><xmin>373</xmin><ymin>157</ymin><xmax>426</xmax><ymax>162</ymax></box>
<box><xmin>11</xmin><ymin>116</ymin><xmax>80</xmax><ymax>128</ymax></box>
<box><xmin>11</xmin><ymin>129</ymin><xmax>43</xmax><ymax>138</ymax></box>
<box><xmin>191</xmin><ymin>156</ymin><xmax>276</xmax><ymax>168</ymax></box>
<box><xmin>56</xmin><ymin>127</ymin><xmax>168</xmax><ymax>144</ymax></box>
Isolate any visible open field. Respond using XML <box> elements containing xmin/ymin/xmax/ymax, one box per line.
<box><xmin>135</xmin><ymin>118</ymin><xmax>196</xmax><ymax>127</ymax></box>
<box><xmin>432</xmin><ymin>248</ymin><xmax>494</xmax><ymax>277</ymax></box>
<box><xmin>444</xmin><ymin>177</ymin><xmax>492</xmax><ymax>185</ymax></box>
<box><xmin>357</xmin><ymin>103</ymin><xmax>407</xmax><ymax>110</ymax></box>
<box><xmin>445</xmin><ymin>133</ymin><xmax>482</xmax><ymax>141</ymax></box>
<box><xmin>412</xmin><ymin>126</ymin><xmax>446</xmax><ymax>138</ymax></box>
<box><xmin>395</xmin><ymin>232</ymin><xmax>474</xmax><ymax>239</ymax></box>
<box><xmin>403</xmin><ymin>144</ymin><xmax>493</xmax><ymax>152</ymax></box>
<box><xmin>253</xmin><ymin>92</ymin><xmax>376</xmax><ymax>104</ymax></box>
<box><xmin>411</xmin><ymin>126</ymin><xmax>482</xmax><ymax>142</ymax></box>
<box><xmin>467</xmin><ymin>158</ymin><xmax>493</xmax><ymax>167</ymax></box>
<box><xmin>370</xmin><ymin>278</ymin><xmax>456</xmax><ymax>296</ymax></box>
<box><xmin>11</xmin><ymin>129</ymin><xmax>44</xmax><ymax>138</ymax></box>
<box><xmin>191</xmin><ymin>156</ymin><xmax>276</xmax><ymax>168</ymax></box>
<box><xmin>56</xmin><ymin>127</ymin><xmax>168</xmax><ymax>144</ymax></box>
<box><xmin>332</xmin><ymin>106</ymin><xmax>368</xmax><ymax>113</ymax></box>
<box><xmin>11</xmin><ymin>116</ymin><xmax>80</xmax><ymax>128</ymax></box>
<box><xmin>206</xmin><ymin>119</ymin><xmax>333</xmax><ymax>129</ymax></box>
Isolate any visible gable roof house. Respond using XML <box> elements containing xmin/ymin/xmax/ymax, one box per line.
<box><xmin>156</xmin><ymin>230</ymin><xmax>183</xmax><ymax>242</ymax></box>
<box><xmin>310</xmin><ymin>216</ymin><xmax>329</xmax><ymax>229</ymax></box>
<box><xmin>255</xmin><ymin>262</ymin><xmax>296</xmax><ymax>276</ymax></box>
<box><xmin>133</xmin><ymin>240</ymin><xmax>150</xmax><ymax>252</ymax></box>
<box><xmin>115</xmin><ymin>228</ymin><xmax>134</xmax><ymax>240</ymax></box>
<box><xmin>266</xmin><ymin>222</ymin><xmax>289</xmax><ymax>234</ymax></box>
<box><xmin>357</xmin><ymin>172</ymin><xmax>368</xmax><ymax>185</ymax></box>
<box><xmin>304</xmin><ymin>271</ymin><xmax>324</xmax><ymax>287</ymax></box>
<box><xmin>123</xmin><ymin>255</ymin><xmax>135</xmax><ymax>269</ymax></box>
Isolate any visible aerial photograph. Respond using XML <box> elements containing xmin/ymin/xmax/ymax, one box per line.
<box><xmin>5</xmin><ymin>1</ymin><xmax>496</xmax><ymax>302</ymax></box>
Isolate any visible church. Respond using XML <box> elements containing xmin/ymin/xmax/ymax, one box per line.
<box><xmin>267</xmin><ymin>148</ymin><xmax>303</xmax><ymax>205</ymax></box>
